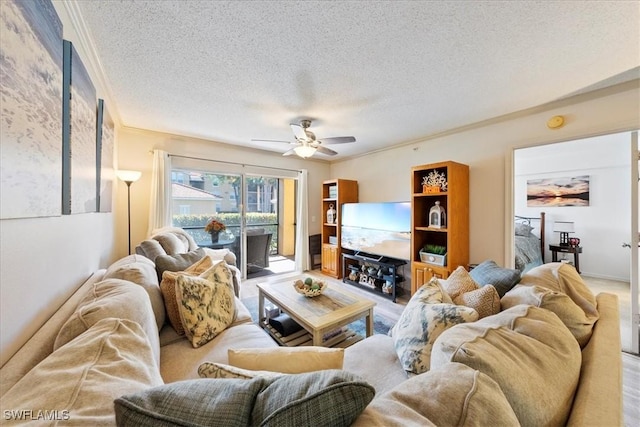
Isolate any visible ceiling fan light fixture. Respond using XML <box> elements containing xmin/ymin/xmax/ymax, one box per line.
<box><xmin>294</xmin><ymin>145</ymin><xmax>316</xmax><ymax>158</ymax></box>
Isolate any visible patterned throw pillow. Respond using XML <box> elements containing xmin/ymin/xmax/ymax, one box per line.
<box><xmin>440</xmin><ymin>266</ymin><xmax>480</xmax><ymax>300</ymax></box>
<box><xmin>175</xmin><ymin>272</ymin><xmax>235</xmax><ymax>348</ymax></box>
<box><xmin>392</xmin><ymin>278</ymin><xmax>479</xmax><ymax>376</ymax></box>
<box><xmin>198</xmin><ymin>362</ymin><xmax>283</xmax><ymax>380</ymax></box>
<box><xmin>469</xmin><ymin>260</ymin><xmax>521</xmax><ymax>297</ymax></box>
<box><xmin>453</xmin><ymin>285</ymin><xmax>501</xmax><ymax>319</ymax></box>
<box><xmin>114</xmin><ymin>370</ymin><xmax>374</xmax><ymax>427</ymax></box>
<box><xmin>160</xmin><ymin>255</ymin><xmax>213</xmax><ymax>335</ymax></box>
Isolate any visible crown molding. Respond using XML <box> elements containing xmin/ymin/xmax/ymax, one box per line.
<box><xmin>59</xmin><ymin>0</ymin><xmax>122</xmax><ymax>127</ymax></box>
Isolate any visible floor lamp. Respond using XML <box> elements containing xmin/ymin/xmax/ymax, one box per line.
<box><xmin>117</xmin><ymin>170</ymin><xmax>142</xmax><ymax>254</ymax></box>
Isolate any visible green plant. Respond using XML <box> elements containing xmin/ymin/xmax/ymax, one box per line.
<box><xmin>422</xmin><ymin>244</ymin><xmax>446</xmax><ymax>255</ymax></box>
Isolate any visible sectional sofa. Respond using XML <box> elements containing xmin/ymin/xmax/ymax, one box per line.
<box><xmin>0</xmin><ymin>241</ymin><xmax>622</xmax><ymax>426</ymax></box>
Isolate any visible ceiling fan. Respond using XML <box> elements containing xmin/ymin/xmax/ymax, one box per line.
<box><xmin>252</xmin><ymin>119</ymin><xmax>356</xmax><ymax>158</ymax></box>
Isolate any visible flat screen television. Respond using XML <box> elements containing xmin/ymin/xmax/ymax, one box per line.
<box><xmin>341</xmin><ymin>202</ymin><xmax>411</xmax><ymax>260</ymax></box>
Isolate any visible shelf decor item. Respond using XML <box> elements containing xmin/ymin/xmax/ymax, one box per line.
<box><xmin>326</xmin><ymin>203</ymin><xmax>336</xmax><ymax>224</ymax></box>
<box><xmin>422</xmin><ymin>170</ymin><xmax>448</xmax><ymax>193</ymax></box>
<box><xmin>419</xmin><ymin>244</ymin><xmax>447</xmax><ymax>266</ymax></box>
<box><xmin>428</xmin><ymin>201</ymin><xmax>446</xmax><ymax>228</ymax></box>
<box><xmin>293</xmin><ymin>277</ymin><xmax>327</xmax><ymax>297</ymax></box>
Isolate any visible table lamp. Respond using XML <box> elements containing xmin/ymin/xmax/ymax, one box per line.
<box><xmin>553</xmin><ymin>221</ymin><xmax>574</xmax><ymax>247</ymax></box>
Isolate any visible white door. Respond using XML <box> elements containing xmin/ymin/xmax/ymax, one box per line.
<box><xmin>630</xmin><ymin>131</ymin><xmax>639</xmax><ymax>354</ymax></box>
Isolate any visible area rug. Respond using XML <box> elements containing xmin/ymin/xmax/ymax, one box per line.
<box><xmin>241</xmin><ymin>295</ymin><xmax>396</xmax><ymax>341</ymax></box>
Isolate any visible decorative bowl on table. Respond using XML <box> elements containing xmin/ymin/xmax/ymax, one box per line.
<box><xmin>293</xmin><ymin>277</ymin><xmax>327</xmax><ymax>297</ymax></box>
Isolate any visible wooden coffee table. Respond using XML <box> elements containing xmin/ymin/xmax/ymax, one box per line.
<box><xmin>257</xmin><ymin>279</ymin><xmax>376</xmax><ymax>347</ymax></box>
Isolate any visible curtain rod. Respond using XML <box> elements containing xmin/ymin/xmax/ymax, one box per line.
<box><xmin>166</xmin><ymin>153</ymin><xmax>303</xmax><ymax>174</ymax></box>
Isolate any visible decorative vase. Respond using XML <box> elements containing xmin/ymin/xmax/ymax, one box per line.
<box><xmin>211</xmin><ymin>231</ymin><xmax>219</xmax><ymax>243</ymax></box>
<box><xmin>326</xmin><ymin>204</ymin><xmax>336</xmax><ymax>224</ymax></box>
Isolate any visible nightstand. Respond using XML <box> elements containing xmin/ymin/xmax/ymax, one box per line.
<box><xmin>549</xmin><ymin>244</ymin><xmax>582</xmax><ymax>274</ymax></box>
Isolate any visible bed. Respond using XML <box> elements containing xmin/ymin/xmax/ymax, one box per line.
<box><xmin>514</xmin><ymin>212</ymin><xmax>545</xmax><ymax>273</ymax></box>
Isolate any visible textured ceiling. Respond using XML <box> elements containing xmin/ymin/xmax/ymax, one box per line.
<box><xmin>74</xmin><ymin>1</ymin><xmax>640</xmax><ymax>160</ymax></box>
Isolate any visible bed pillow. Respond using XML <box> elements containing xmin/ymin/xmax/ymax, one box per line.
<box><xmin>431</xmin><ymin>304</ymin><xmax>581</xmax><ymax>426</ymax></box>
<box><xmin>515</xmin><ymin>223</ymin><xmax>533</xmax><ymax>237</ymax></box>
<box><xmin>175</xmin><ymin>272</ymin><xmax>235</xmax><ymax>348</ymax></box>
<box><xmin>160</xmin><ymin>255</ymin><xmax>213</xmax><ymax>335</ymax></box>
<box><xmin>352</xmin><ymin>362</ymin><xmax>519</xmax><ymax>427</ymax></box>
<box><xmin>469</xmin><ymin>260</ymin><xmax>521</xmax><ymax>297</ymax></box>
<box><xmin>392</xmin><ymin>277</ymin><xmax>479</xmax><ymax>376</ymax></box>
<box><xmin>228</xmin><ymin>347</ymin><xmax>344</xmax><ymax>373</ymax></box>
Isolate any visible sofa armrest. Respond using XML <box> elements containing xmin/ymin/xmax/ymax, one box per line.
<box><xmin>567</xmin><ymin>292</ymin><xmax>622</xmax><ymax>426</ymax></box>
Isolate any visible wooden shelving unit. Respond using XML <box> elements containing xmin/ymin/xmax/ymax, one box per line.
<box><xmin>321</xmin><ymin>179</ymin><xmax>358</xmax><ymax>278</ymax></box>
<box><xmin>410</xmin><ymin>161</ymin><xmax>469</xmax><ymax>294</ymax></box>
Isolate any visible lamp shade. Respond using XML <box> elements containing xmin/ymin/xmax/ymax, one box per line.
<box><xmin>293</xmin><ymin>145</ymin><xmax>316</xmax><ymax>158</ymax></box>
<box><xmin>116</xmin><ymin>170</ymin><xmax>142</xmax><ymax>183</ymax></box>
<box><xmin>553</xmin><ymin>221</ymin><xmax>575</xmax><ymax>233</ymax></box>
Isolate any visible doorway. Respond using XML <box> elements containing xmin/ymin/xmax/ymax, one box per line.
<box><xmin>512</xmin><ymin>130</ymin><xmax>639</xmax><ymax>355</ymax></box>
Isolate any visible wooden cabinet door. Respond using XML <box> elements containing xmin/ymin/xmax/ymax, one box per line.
<box><xmin>321</xmin><ymin>244</ymin><xmax>339</xmax><ymax>277</ymax></box>
<box><xmin>412</xmin><ymin>263</ymin><xmax>449</xmax><ymax>294</ymax></box>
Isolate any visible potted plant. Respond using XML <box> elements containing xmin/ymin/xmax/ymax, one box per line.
<box><xmin>204</xmin><ymin>219</ymin><xmax>226</xmax><ymax>243</ymax></box>
<box><xmin>419</xmin><ymin>244</ymin><xmax>447</xmax><ymax>266</ymax></box>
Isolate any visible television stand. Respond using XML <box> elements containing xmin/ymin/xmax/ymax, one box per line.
<box><xmin>342</xmin><ymin>252</ymin><xmax>406</xmax><ymax>302</ymax></box>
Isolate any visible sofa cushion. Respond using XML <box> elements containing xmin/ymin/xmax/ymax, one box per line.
<box><xmin>391</xmin><ymin>278</ymin><xmax>479</xmax><ymax>376</ymax></box>
<box><xmin>154</xmin><ymin>231</ymin><xmax>191</xmax><ymax>255</ymax></box>
<box><xmin>519</xmin><ymin>262</ymin><xmax>598</xmax><ymax>320</ymax></box>
<box><xmin>175</xmin><ymin>271</ymin><xmax>236</xmax><ymax>348</ymax></box>
<box><xmin>453</xmin><ymin>284</ymin><xmax>501</xmax><ymax>319</ymax></box>
<box><xmin>352</xmin><ymin>362</ymin><xmax>519</xmax><ymax>427</ymax></box>
<box><xmin>502</xmin><ymin>284</ymin><xmax>596</xmax><ymax>347</ymax></box>
<box><xmin>160</xmin><ymin>255</ymin><xmax>213</xmax><ymax>335</ymax></box>
<box><xmin>54</xmin><ymin>279</ymin><xmax>160</xmax><ymax>364</ymax></box>
<box><xmin>469</xmin><ymin>260</ymin><xmax>521</xmax><ymax>297</ymax></box>
<box><xmin>114</xmin><ymin>370</ymin><xmax>374</xmax><ymax>427</ymax></box>
<box><xmin>228</xmin><ymin>347</ymin><xmax>344</xmax><ymax>373</ymax></box>
<box><xmin>103</xmin><ymin>257</ymin><xmax>165</xmax><ymax>329</ymax></box>
<box><xmin>431</xmin><ymin>304</ymin><xmax>582</xmax><ymax>427</ymax></box>
<box><xmin>155</xmin><ymin>247</ymin><xmax>205</xmax><ymax>280</ymax></box>
<box><xmin>2</xmin><ymin>318</ymin><xmax>163</xmax><ymax>426</ymax></box>
<box><xmin>198</xmin><ymin>362</ymin><xmax>283</xmax><ymax>380</ymax></box>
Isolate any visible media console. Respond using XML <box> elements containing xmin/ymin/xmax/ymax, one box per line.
<box><xmin>342</xmin><ymin>251</ymin><xmax>406</xmax><ymax>303</ymax></box>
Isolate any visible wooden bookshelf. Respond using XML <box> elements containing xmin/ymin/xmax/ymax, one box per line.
<box><xmin>321</xmin><ymin>179</ymin><xmax>358</xmax><ymax>278</ymax></box>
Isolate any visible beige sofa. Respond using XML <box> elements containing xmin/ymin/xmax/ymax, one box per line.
<box><xmin>0</xmin><ymin>257</ymin><xmax>622</xmax><ymax>426</ymax></box>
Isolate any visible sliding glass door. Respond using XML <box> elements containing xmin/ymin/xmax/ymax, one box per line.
<box><xmin>169</xmin><ymin>159</ymin><xmax>299</xmax><ymax>279</ymax></box>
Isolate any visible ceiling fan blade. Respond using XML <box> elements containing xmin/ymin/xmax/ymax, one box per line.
<box><xmin>282</xmin><ymin>148</ymin><xmax>297</xmax><ymax>156</ymax></box>
<box><xmin>315</xmin><ymin>145</ymin><xmax>338</xmax><ymax>156</ymax></box>
<box><xmin>251</xmin><ymin>139</ymin><xmax>293</xmax><ymax>144</ymax></box>
<box><xmin>318</xmin><ymin>136</ymin><xmax>356</xmax><ymax>145</ymax></box>
<box><xmin>290</xmin><ymin>123</ymin><xmax>307</xmax><ymax>141</ymax></box>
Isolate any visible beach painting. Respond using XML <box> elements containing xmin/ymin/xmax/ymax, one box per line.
<box><xmin>96</xmin><ymin>99</ymin><xmax>114</xmax><ymax>212</ymax></box>
<box><xmin>63</xmin><ymin>40</ymin><xmax>97</xmax><ymax>214</ymax></box>
<box><xmin>527</xmin><ymin>175</ymin><xmax>590</xmax><ymax>207</ymax></box>
<box><xmin>0</xmin><ymin>0</ymin><xmax>63</xmax><ymax>218</ymax></box>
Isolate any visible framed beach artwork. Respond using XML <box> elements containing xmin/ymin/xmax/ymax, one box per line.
<box><xmin>96</xmin><ymin>99</ymin><xmax>114</xmax><ymax>213</ymax></box>
<box><xmin>0</xmin><ymin>0</ymin><xmax>63</xmax><ymax>219</ymax></box>
<box><xmin>527</xmin><ymin>175</ymin><xmax>590</xmax><ymax>207</ymax></box>
<box><xmin>62</xmin><ymin>40</ymin><xmax>97</xmax><ymax>214</ymax></box>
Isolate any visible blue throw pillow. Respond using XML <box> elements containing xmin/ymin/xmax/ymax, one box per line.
<box><xmin>469</xmin><ymin>260</ymin><xmax>521</xmax><ymax>297</ymax></box>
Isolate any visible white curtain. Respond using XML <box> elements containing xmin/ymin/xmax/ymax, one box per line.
<box><xmin>147</xmin><ymin>150</ymin><xmax>172</xmax><ymax>236</ymax></box>
<box><xmin>295</xmin><ymin>169</ymin><xmax>310</xmax><ymax>272</ymax></box>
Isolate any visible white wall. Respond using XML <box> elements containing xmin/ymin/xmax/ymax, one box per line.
<box><xmin>515</xmin><ymin>133</ymin><xmax>632</xmax><ymax>281</ymax></box>
<box><xmin>330</xmin><ymin>82</ymin><xmax>640</xmax><ymax>271</ymax></box>
<box><xmin>0</xmin><ymin>3</ymin><xmax>118</xmax><ymax>366</ymax></box>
